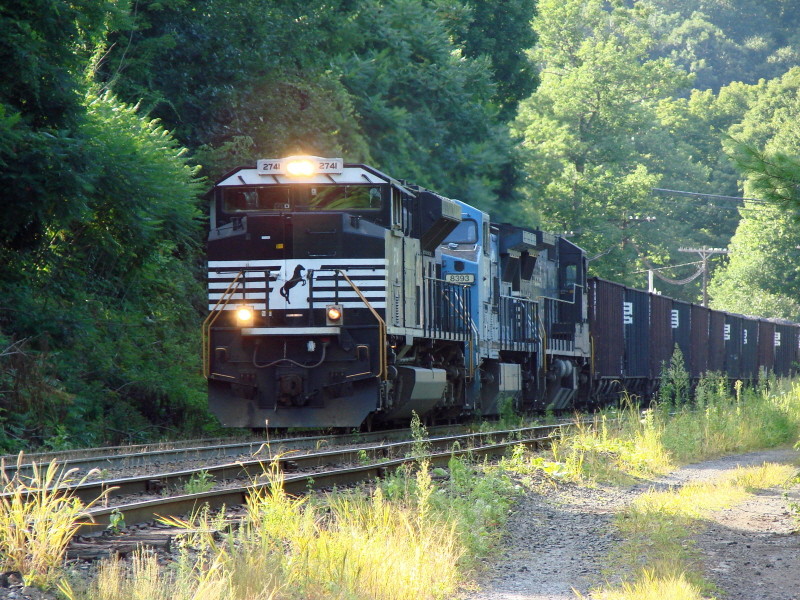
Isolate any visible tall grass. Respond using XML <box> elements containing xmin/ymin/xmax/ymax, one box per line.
<box><xmin>0</xmin><ymin>454</ymin><xmax>109</xmax><ymax>588</ymax></box>
<box><xmin>76</xmin><ymin>450</ymin><xmax>518</xmax><ymax>600</ymax></box>
<box><xmin>535</xmin><ymin>379</ymin><xmax>800</xmax><ymax>484</ymax></box>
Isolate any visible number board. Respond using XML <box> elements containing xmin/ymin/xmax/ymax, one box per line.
<box><xmin>257</xmin><ymin>156</ymin><xmax>343</xmax><ymax>176</ymax></box>
<box><xmin>445</xmin><ymin>273</ymin><xmax>475</xmax><ymax>284</ymax></box>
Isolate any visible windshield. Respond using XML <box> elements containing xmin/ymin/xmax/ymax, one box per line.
<box><xmin>222</xmin><ymin>185</ymin><xmax>384</xmax><ymax>213</ymax></box>
<box><xmin>444</xmin><ymin>218</ymin><xmax>478</xmax><ymax>244</ymax></box>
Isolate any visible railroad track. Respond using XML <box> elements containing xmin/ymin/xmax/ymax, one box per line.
<box><xmin>1</xmin><ymin>420</ymin><xmax>585</xmax><ymax>560</ymax></box>
<box><xmin>72</xmin><ymin>423</ymin><xmax>569</xmax><ymax>532</ymax></box>
<box><xmin>2</xmin><ymin>424</ymin><xmax>466</xmax><ymax>480</ymax></box>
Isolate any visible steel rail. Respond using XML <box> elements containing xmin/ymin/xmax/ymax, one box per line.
<box><xmin>40</xmin><ymin>424</ymin><xmax>566</xmax><ymax>506</ymax></box>
<box><xmin>79</xmin><ymin>425</ymin><xmax>565</xmax><ymax>533</ymax></box>
<box><xmin>4</xmin><ymin>424</ymin><xmax>470</xmax><ymax>479</ymax></box>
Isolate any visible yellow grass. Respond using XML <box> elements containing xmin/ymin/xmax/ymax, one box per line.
<box><xmin>595</xmin><ymin>462</ymin><xmax>796</xmax><ymax>600</ymax></box>
<box><xmin>0</xmin><ymin>453</ymin><xmax>110</xmax><ymax>587</ymax></box>
<box><xmin>588</xmin><ymin>570</ymin><xmax>705</xmax><ymax>600</ymax></box>
<box><xmin>542</xmin><ymin>381</ymin><xmax>800</xmax><ymax>485</ymax></box>
<box><xmin>79</xmin><ymin>457</ymin><xmax>466</xmax><ymax>600</ymax></box>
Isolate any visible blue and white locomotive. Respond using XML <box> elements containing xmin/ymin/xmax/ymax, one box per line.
<box><xmin>204</xmin><ymin>156</ymin><xmax>589</xmax><ymax>428</ymax></box>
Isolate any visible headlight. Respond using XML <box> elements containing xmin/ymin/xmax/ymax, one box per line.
<box><xmin>286</xmin><ymin>158</ymin><xmax>315</xmax><ymax>177</ymax></box>
<box><xmin>326</xmin><ymin>304</ymin><xmax>343</xmax><ymax>325</ymax></box>
<box><xmin>236</xmin><ymin>305</ymin><xmax>254</xmax><ymax>324</ymax></box>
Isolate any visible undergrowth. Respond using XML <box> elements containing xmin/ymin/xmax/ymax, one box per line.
<box><xmin>516</xmin><ymin>378</ymin><xmax>800</xmax><ymax>485</ymax></box>
<box><xmin>68</xmin><ymin>429</ymin><xmax>520</xmax><ymax>600</ymax></box>
<box><xmin>0</xmin><ymin>454</ymin><xmax>110</xmax><ymax>588</ymax></box>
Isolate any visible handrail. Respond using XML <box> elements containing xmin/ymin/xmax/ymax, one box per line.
<box><xmin>537</xmin><ymin>312</ymin><xmax>548</xmax><ymax>373</ymax></box>
<box><xmin>460</xmin><ymin>297</ymin><xmax>479</xmax><ymax>381</ymax></box>
<box><xmin>450</xmin><ymin>282</ymin><xmax>478</xmax><ymax>379</ymax></box>
<box><xmin>537</xmin><ymin>282</ymin><xmax>584</xmax><ymax>305</ymax></box>
<box><xmin>202</xmin><ymin>270</ymin><xmax>245</xmax><ymax>378</ymax></box>
<box><xmin>423</xmin><ymin>275</ymin><xmax>477</xmax><ymax>378</ymax></box>
<box><xmin>426</xmin><ymin>276</ymin><xmax>473</xmax><ymax>336</ymax></box>
<box><xmin>334</xmin><ymin>269</ymin><xmax>387</xmax><ymax>380</ymax></box>
<box><xmin>498</xmin><ymin>294</ymin><xmax>539</xmax><ymax>345</ymax></box>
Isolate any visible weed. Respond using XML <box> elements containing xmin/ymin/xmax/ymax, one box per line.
<box><xmin>0</xmin><ymin>453</ymin><xmax>111</xmax><ymax>587</ymax></box>
<box><xmin>409</xmin><ymin>411</ymin><xmax>430</xmax><ymax>460</ymax></box>
<box><xmin>106</xmin><ymin>508</ymin><xmax>125</xmax><ymax>534</ymax></box>
<box><xmin>658</xmin><ymin>345</ymin><xmax>690</xmax><ymax>406</ymax></box>
<box><xmin>498</xmin><ymin>394</ymin><xmax>520</xmax><ymax>427</ymax></box>
<box><xmin>183</xmin><ymin>470</ymin><xmax>214</xmax><ymax>494</ymax></box>
<box><xmin>501</xmin><ymin>443</ymin><xmax>568</xmax><ymax>481</ymax></box>
<box><xmin>782</xmin><ymin>474</ymin><xmax>800</xmax><ymax>530</ymax></box>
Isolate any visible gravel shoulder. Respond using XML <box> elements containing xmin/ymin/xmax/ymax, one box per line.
<box><xmin>458</xmin><ymin>447</ymin><xmax>800</xmax><ymax>600</ymax></box>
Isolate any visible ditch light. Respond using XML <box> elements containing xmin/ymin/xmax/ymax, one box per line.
<box><xmin>326</xmin><ymin>304</ymin><xmax>343</xmax><ymax>326</ymax></box>
<box><xmin>236</xmin><ymin>305</ymin><xmax>254</xmax><ymax>325</ymax></box>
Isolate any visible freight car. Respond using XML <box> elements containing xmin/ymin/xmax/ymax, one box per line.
<box><xmin>588</xmin><ymin>278</ymin><xmax>800</xmax><ymax>400</ymax></box>
<box><xmin>203</xmin><ymin>155</ymin><xmax>799</xmax><ymax>429</ymax></box>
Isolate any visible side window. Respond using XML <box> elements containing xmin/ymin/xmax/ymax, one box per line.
<box><xmin>482</xmin><ymin>221</ymin><xmax>490</xmax><ymax>256</ymax></box>
<box><xmin>391</xmin><ymin>189</ymin><xmax>403</xmax><ymax>229</ymax></box>
<box><xmin>565</xmin><ymin>264</ymin><xmax>577</xmax><ymax>287</ymax></box>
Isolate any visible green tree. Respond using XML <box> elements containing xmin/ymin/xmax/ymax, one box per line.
<box><xmin>337</xmin><ymin>0</ymin><xmax>513</xmax><ymax>209</ymax></box>
<box><xmin>0</xmin><ymin>0</ymin><xmax>119</xmax><ymax>255</ymax></box>
<box><xmin>1</xmin><ymin>91</ymin><xmax>205</xmax><ymax>447</ymax></box>
<box><xmin>709</xmin><ymin>68</ymin><xmax>800</xmax><ymax>320</ymax></box>
<box><xmin>513</xmin><ymin>0</ymin><xmax>692</xmax><ymax>284</ymax></box>
<box><xmin>646</xmin><ymin>0</ymin><xmax>800</xmax><ymax>91</ymax></box>
<box><xmin>708</xmin><ymin>202</ymin><xmax>800</xmax><ymax>320</ymax></box>
<box><xmin>96</xmin><ymin>1</ymin><xmax>347</xmax><ymax>144</ymax></box>
<box><xmin>457</xmin><ymin>0</ymin><xmax>538</xmax><ymax>121</ymax></box>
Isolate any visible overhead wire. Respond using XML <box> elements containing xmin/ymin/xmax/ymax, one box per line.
<box><xmin>651</xmin><ymin>188</ymin><xmax>779</xmax><ymax>212</ymax></box>
<box><xmin>651</xmin><ymin>187</ymin><xmax>768</xmax><ymax>203</ymax></box>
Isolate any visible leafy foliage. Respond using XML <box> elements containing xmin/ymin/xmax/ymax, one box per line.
<box><xmin>710</xmin><ymin>68</ymin><xmax>800</xmax><ymax>319</ymax></box>
<box><xmin>647</xmin><ymin>0</ymin><xmax>800</xmax><ymax>92</ymax></box>
<box><xmin>513</xmin><ymin>0</ymin><xmax>694</xmax><ymax>285</ymax></box>
<box><xmin>457</xmin><ymin>0</ymin><xmax>538</xmax><ymax>121</ymax></box>
<box><xmin>336</xmin><ymin>0</ymin><xmax>514</xmax><ymax>209</ymax></box>
<box><xmin>0</xmin><ymin>92</ymin><xmax>206</xmax><ymax>449</ymax></box>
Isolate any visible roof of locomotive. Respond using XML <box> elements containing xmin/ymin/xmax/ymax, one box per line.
<box><xmin>212</xmin><ymin>159</ymin><xmax>415</xmax><ymax>197</ymax></box>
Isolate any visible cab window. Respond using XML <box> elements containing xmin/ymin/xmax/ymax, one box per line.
<box><xmin>223</xmin><ymin>186</ymin><xmax>289</xmax><ymax>212</ymax></box>
<box><xmin>307</xmin><ymin>186</ymin><xmax>382</xmax><ymax>210</ymax></box>
<box><xmin>444</xmin><ymin>218</ymin><xmax>478</xmax><ymax>244</ymax></box>
<box><xmin>222</xmin><ymin>185</ymin><xmax>383</xmax><ymax>213</ymax></box>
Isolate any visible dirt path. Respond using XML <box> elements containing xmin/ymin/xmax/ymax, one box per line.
<box><xmin>696</xmin><ymin>472</ymin><xmax>800</xmax><ymax>600</ymax></box>
<box><xmin>459</xmin><ymin>447</ymin><xmax>799</xmax><ymax>600</ymax></box>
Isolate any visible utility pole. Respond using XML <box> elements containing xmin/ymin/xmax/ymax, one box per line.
<box><xmin>678</xmin><ymin>247</ymin><xmax>729</xmax><ymax>307</ymax></box>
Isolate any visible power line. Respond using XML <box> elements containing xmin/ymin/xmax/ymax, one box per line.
<box><xmin>678</xmin><ymin>247</ymin><xmax>729</xmax><ymax>307</ymax></box>
<box><xmin>627</xmin><ymin>260</ymin><xmax>704</xmax><ymax>275</ymax></box>
<box><xmin>652</xmin><ymin>187</ymin><xmax>768</xmax><ymax>203</ymax></box>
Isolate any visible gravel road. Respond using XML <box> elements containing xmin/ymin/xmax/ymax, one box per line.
<box><xmin>458</xmin><ymin>446</ymin><xmax>800</xmax><ymax>600</ymax></box>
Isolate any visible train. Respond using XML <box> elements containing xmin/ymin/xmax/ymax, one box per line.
<box><xmin>203</xmin><ymin>155</ymin><xmax>800</xmax><ymax>429</ymax></box>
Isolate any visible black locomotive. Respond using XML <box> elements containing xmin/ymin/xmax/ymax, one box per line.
<box><xmin>204</xmin><ymin>156</ymin><xmax>799</xmax><ymax>429</ymax></box>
